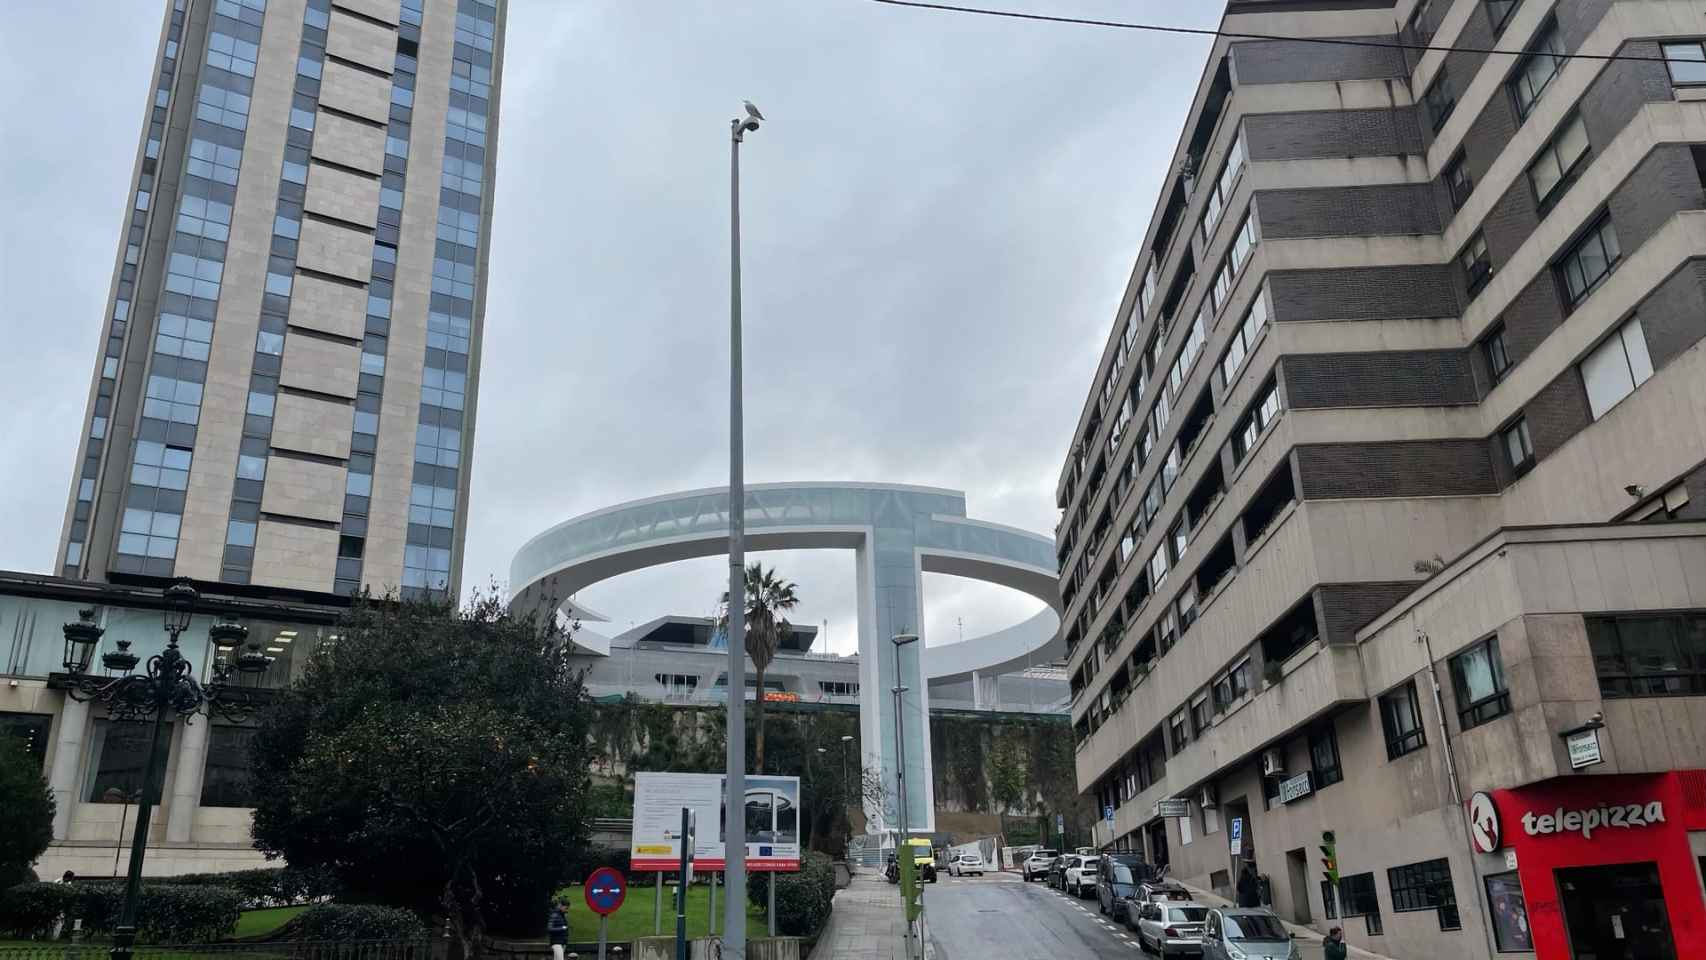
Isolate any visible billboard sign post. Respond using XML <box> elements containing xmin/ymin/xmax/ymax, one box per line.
<box><xmin>631</xmin><ymin>772</ymin><xmax>802</xmax><ymax>872</ymax></box>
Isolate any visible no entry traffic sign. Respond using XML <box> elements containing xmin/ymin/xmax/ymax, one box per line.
<box><xmin>585</xmin><ymin>867</ymin><xmax>627</xmax><ymax>916</ymax></box>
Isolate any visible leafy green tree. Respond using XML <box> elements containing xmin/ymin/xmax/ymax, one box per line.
<box><xmin>988</xmin><ymin>730</ymin><xmax>1028</xmax><ymax>835</ymax></box>
<box><xmin>716</xmin><ymin>562</ymin><xmax>799</xmax><ymax>769</ymax></box>
<box><xmin>0</xmin><ymin>740</ymin><xmax>54</xmax><ymax>888</ymax></box>
<box><xmin>248</xmin><ymin>593</ymin><xmax>594</xmax><ymax>957</ymax></box>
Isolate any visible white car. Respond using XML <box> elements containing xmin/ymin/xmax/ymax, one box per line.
<box><xmin>1022</xmin><ymin>848</ymin><xmax>1060</xmax><ymax>882</ymax></box>
<box><xmin>948</xmin><ymin>851</ymin><xmax>985</xmax><ymax>877</ymax></box>
<box><xmin>1065</xmin><ymin>855</ymin><xmax>1100</xmax><ymax>898</ymax></box>
<box><xmin>1135</xmin><ymin>900</ymin><xmax>1209</xmax><ymax>957</ymax></box>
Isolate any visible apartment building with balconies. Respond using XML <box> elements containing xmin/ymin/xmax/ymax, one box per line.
<box><xmin>1055</xmin><ymin>1</ymin><xmax>1706</xmax><ymax>957</ymax></box>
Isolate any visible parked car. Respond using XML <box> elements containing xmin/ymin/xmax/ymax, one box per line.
<box><xmin>1124</xmin><ymin>882</ymin><xmax>1194</xmax><ymax>931</ymax></box>
<box><xmin>1201</xmin><ymin>908</ymin><xmax>1298</xmax><ymax>960</ymax></box>
<box><xmin>1048</xmin><ymin>854</ymin><xmax>1075</xmax><ymax>890</ymax></box>
<box><xmin>1065</xmin><ymin>854</ymin><xmax>1100</xmax><ymax>898</ymax></box>
<box><xmin>1097</xmin><ymin>854</ymin><xmax>1151</xmax><ymax>923</ymax></box>
<box><xmin>948</xmin><ymin>850</ymin><xmax>985</xmax><ymax>877</ymax></box>
<box><xmin>1021</xmin><ymin>848</ymin><xmax>1059</xmax><ymax>882</ymax></box>
<box><xmin>1134</xmin><ymin>900</ymin><xmax>1209</xmax><ymax>957</ymax></box>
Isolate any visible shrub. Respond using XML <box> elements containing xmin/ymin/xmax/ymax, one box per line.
<box><xmin>75</xmin><ymin>883</ymin><xmax>243</xmax><ymax>944</ymax></box>
<box><xmin>0</xmin><ymin>882</ymin><xmax>80</xmax><ymax>938</ymax></box>
<box><xmin>288</xmin><ymin>903</ymin><xmax>427</xmax><ymax>941</ymax></box>
<box><xmin>747</xmin><ymin>852</ymin><xmax>835</xmax><ymax>937</ymax></box>
<box><xmin>155</xmin><ymin>866</ymin><xmax>341</xmax><ymax>907</ymax></box>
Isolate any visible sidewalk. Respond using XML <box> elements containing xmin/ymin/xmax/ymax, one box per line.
<box><xmin>810</xmin><ymin>871</ymin><xmax>930</xmax><ymax>960</ymax></box>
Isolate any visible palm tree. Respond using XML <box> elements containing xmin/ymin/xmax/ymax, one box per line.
<box><xmin>716</xmin><ymin>562</ymin><xmax>799</xmax><ymax>770</ymax></box>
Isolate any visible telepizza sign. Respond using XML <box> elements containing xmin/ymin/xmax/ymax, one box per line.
<box><xmin>1520</xmin><ymin>801</ymin><xmax>1665</xmax><ymax>840</ymax></box>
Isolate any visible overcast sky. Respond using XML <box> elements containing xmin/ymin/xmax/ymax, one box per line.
<box><xmin>0</xmin><ymin>0</ymin><xmax>1214</xmax><ymax>657</ymax></box>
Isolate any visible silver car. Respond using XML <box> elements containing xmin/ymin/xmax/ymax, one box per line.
<box><xmin>1135</xmin><ymin>900</ymin><xmax>1208</xmax><ymax>957</ymax></box>
<box><xmin>1201</xmin><ymin>908</ymin><xmax>1299</xmax><ymax>960</ymax></box>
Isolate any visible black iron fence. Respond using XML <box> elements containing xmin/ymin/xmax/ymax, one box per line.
<box><xmin>0</xmin><ymin>940</ymin><xmax>432</xmax><ymax>960</ymax></box>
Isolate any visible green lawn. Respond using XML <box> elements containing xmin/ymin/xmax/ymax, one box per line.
<box><xmin>234</xmin><ymin>905</ymin><xmax>307</xmax><ymax>938</ymax></box>
<box><xmin>553</xmin><ymin>882</ymin><xmax>767</xmax><ymax>942</ymax></box>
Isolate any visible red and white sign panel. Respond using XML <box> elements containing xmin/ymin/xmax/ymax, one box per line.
<box><xmin>629</xmin><ymin>772</ymin><xmax>801</xmax><ymax>873</ymax></box>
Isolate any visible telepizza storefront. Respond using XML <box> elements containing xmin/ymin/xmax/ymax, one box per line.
<box><xmin>1468</xmin><ymin>771</ymin><xmax>1706</xmax><ymax>958</ymax></box>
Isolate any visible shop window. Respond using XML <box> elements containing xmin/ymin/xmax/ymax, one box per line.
<box><xmin>1483</xmin><ymin>871</ymin><xmax>1533</xmax><ymax>951</ymax></box>
<box><xmin>1309</xmin><ymin>722</ymin><xmax>1342</xmax><ymax>788</ymax></box>
<box><xmin>85</xmin><ymin>719</ymin><xmax>169</xmax><ymax>803</ymax></box>
<box><xmin>1326</xmin><ymin>872</ymin><xmax>1382</xmax><ymax>934</ymax></box>
<box><xmin>1449</xmin><ymin>635</ymin><xmax>1512</xmax><ymax>728</ymax></box>
<box><xmin>0</xmin><ymin>712</ymin><xmax>51</xmax><ymax>771</ymax></box>
<box><xmin>200</xmin><ymin>725</ymin><xmax>256</xmax><ymax>807</ymax></box>
<box><xmin>1379</xmin><ymin>681</ymin><xmax>1426</xmax><ymax>760</ymax></box>
<box><xmin>1581</xmin><ymin>316</ymin><xmax>1653</xmax><ymax>419</ymax></box>
<box><xmin>1387</xmin><ymin>857</ymin><xmax>1460</xmax><ymax>930</ymax></box>
<box><xmin>1586</xmin><ymin>613</ymin><xmax>1706</xmax><ymax>697</ymax></box>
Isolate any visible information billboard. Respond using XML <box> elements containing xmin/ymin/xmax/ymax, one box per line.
<box><xmin>630</xmin><ymin>772</ymin><xmax>801</xmax><ymax>872</ymax></box>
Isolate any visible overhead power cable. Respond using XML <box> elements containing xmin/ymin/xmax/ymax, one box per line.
<box><xmin>866</xmin><ymin>0</ymin><xmax>1673</xmax><ymax>64</ymax></box>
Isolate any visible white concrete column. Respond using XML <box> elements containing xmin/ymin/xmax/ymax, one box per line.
<box><xmin>47</xmin><ymin>696</ymin><xmax>91</xmax><ymax>840</ymax></box>
<box><xmin>166</xmin><ymin>719</ymin><xmax>210</xmax><ymax>843</ymax></box>
<box><xmin>972</xmin><ymin>670</ymin><xmax>982</xmax><ymax>710</ymax></box>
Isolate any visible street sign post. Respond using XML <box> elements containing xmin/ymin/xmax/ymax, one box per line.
<box><xmin>1056</xmin><ymin>813</ymin><xmax>1064</xmax><ymax>837</ymax></box>
<box><xmin>584</xmin><ymin>867</ymin><xmax>627</xmax><ymax>960</ymax></box>
<box><xmin>1229</xmin><ymin>817</ymin><xmax>1244</xmax><ymax>856</ymax></box>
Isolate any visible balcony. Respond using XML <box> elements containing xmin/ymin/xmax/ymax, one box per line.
<box><xmin>1165</xmin><ymin>641</ymin><xmax>1367</xmax><ymax>791</ymax></box>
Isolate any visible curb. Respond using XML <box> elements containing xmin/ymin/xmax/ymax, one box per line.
<box><xmin>1170</xmin><ymin>880</ymin><xmax>1395</xmax><ymax>960</ymax></box>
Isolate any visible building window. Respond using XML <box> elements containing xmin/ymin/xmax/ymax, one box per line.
<box><xmin>1423</xmin><ymin>70</ymin><xmax>1456</xmax><ymax>131</ymax></box>
<box><xmin>1485</xmin><ymin>0</ymin><xmax>1518</xmax><ymax>35</ymax></box>
<box><xmin>0</xmin><ymin>713</ymin><xmax>52</xmax><ymax>771</ymax></box>
<box><xmin>85</xmin><ymin>719</ymin><xmax>170</xmax><ymax>803</ymax></box>
<box><xmin>1449</xmin><ymin>635</ymin><xmax>1511</xmax><ymax>728</ymax></box>
<box><xmin>1149</xmin><ymin>547</ymin><xmax>1170</xmax><ymax>589</ymax></box>
<box><xmin>1168</xmin><ymin>518</ymin><xmax>1189</xmax><ymax>562</ymax></box>
<box><xmin>1529</xmin><ymin>114</ymin><xmax>1590</xmax><ymax>211</ymax></box>
<box><xmin>1586</xmin><ymin>613</ymin><xmax>1706</xmax><ymax>697</ymax></box>
<box><xmin>1459</xmin><ymin>232</ymin><xmax>1492</xmax><ymax>298</ymax></box>
<box><xmin>1218</xmin><ymin>284</ymin><xmax>1271</xmax><ymax>390</ymax></box>
<box><xmin>1581</xmin><ymin>315</ymin><xmax>1653</xmax><ymax>419</ymax></box>
<box><xmin>1484</xmin><ymin>872</ymin><xmax>1534</xmax><ymax>951</ymax></box>
<box><xmin>1328</xmin><ymin>872</ymin><xmax>1382</xmax><ymax>934</ymax></box>
<box><xmin>200</xmin><ymin>725</ymin><xmax>256</xmax><ymax>808</ymax></box>
<box><xmin>1389</xmin><ymin>858</ymin><xmax>1460</xmax><ymax>929</ymax></box>
<box><xmin>1176</xmin><ymin>582</ymin><xmax>1199</xmax><ymax>632</ymax></box>
<box><xmin>1444</xmin><ymin>150</ymin><xmax>1474</xmax><ymax>211</ymax></box>
<box><xmin>1510</xmin><ymin>22</ymin><xmax>1565</xmax><ymax>120</ymax></box>
<box><xmin>1484</xmin><ymin>322</ymin><xmax>1513</xmax><ymax>383</ymax></box>
<box><xmin>1233</xmin><ymin>379</ymin><xmax>1282</xmax><ymax>464</ymax></box>
<box><xmin>1213</xmin><ymin>657</ymin><xmax>1252</xmax><ymax>711</ymax></box>
<box><xmin>1660</xmin><ymin>40</ymin><xmax>1706</xmax><ymax>85</ymax></box>
<box><xmin>1169</xmin><ymin>709</ymin><xmax>1190</xmax><ymax>754</ymax></box>
<box><xmin>1309</xmin><ymin>722</ymin><xmax>1342</xmax><ymax>788</ymax></box>
<box><xmin>1501</xmin><ymin>417</ymin><xmax>1535</xmax><ymax>475</ymax></box>
<box><xmin>1191</xmin><ymin>696</ymin><xmax>1211</xmax><ymax>736</ymax></box>
<box><xmin>1562</xmin><ymin>214</ymin><xmax>1624</xmax><ymax>306</ymax></box>
<box><xmin>818</xmin><ymin>680</ymin><xmax>858</xmax><ymax>696</ymax></box>
<box><xmin>1379</xmin><ymin>681</ymin><xmax>1427</xmax><ymax>760</ymax></box>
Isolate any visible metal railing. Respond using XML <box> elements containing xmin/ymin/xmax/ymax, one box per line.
<box><xmin>0</xmin><ymin>940</ymin><xmax>432</xmax><ymax>960</ymax></box>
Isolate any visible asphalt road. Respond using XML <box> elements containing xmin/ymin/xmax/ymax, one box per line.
<box><xmin>924</xmin><ymin>874</ymin><xmax>1329</xmax><ymax>960</ymax></box>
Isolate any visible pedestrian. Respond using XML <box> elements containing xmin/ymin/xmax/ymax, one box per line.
<box><xmin>51</xmin><ymin>872</ymin><xmax>76</xmax><ymax>940</ymax></box>
<box><xmin>546</xmin><ymin>896</ymin><xmax>569</xmax><ymax>960</ymax></box>
<box><xmin>1236</xmin><ymin>862</ymin><xmax>1260</xmax><ymax>908</ymax></box>
<box><xmin>1324</xmin><ymin>926</ymin><xmax>1348</xmax><ymax>960</ymax></box>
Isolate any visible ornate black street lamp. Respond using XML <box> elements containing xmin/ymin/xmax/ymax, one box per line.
<box><xmin>55</xmin><ymin>578</ymin><xmax>272</xmax><ymax>960</ymax></box>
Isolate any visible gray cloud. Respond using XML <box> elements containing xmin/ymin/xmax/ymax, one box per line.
<box><xmin>0</xmin><ymin>0</ymin><xmax>1214</xmax><ymax>658</ymax></box>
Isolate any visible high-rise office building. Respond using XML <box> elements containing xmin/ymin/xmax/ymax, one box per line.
<box><xmin>1056</xmin><ymin>1</ymin><xmax>1706</xmax><ymax>957</ymax></box>
<box><xmin>55</xmin><ymin>0</ymin><xmax>503</xmax><ymax>600</ymax></box>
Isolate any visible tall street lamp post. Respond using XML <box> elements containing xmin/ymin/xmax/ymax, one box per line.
<box><xmin>891</xmin><ymin>632</ymin><xmax>920</xmax><ymax>960</ymax></box>
<box><xmin>724</xmin><ymin>98</ymin><xmax>763</xmax><ymax>960</ymax></box>
<box><xmin>54</xmin><ymin>579</ymin><xmax>271</xmax><ymax>960</ymax></box>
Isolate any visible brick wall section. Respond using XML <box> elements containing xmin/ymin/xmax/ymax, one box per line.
<box><xmin>1578</xmin><ymin>42</ymin><xmax>1674</xmax><ymax>149</ymax></box>
<box><xmin>1318</xmin><ymin>581</ymin><xmax>1419</xmax><ymax>646</ymax></box>
<box><xmin>1638</xmin><ymin>259</ymin><xmax>1706</xmax><ymax>370</ymax></box>
<box><xmin>1231</xmin><ymin>36</ymin><xmax>1405</xmax><ymax>85</ymax></box>
<box><xmin>1269</xmin><ymin>264</ymin><xmax>1461</xmax><ymax>322</ymax></box>
<box><xmin>1256</xmin><ymin>183</ymin><xmax>1442</xmax><ymax>239</ymax></box>
<box><xmin>1294</xmin><ymin>440</ymin><xmax>1498</xmax><ymax>499</ymax></box>
<box><xmin>1479</xmin><ymin>175</ymin><xmax>1543</xmax><ymax>274</ymax></box>
<box><xmin>1282</xmin><ymin>350</ymin><xmax>1476</xmax><ymax>408</ymax></box>
<box><xmin>1488</xmin><ymin>368</ymin><xmax>1595</xmax><ymax>489</ymax></box>
<box><xmin>1423</xmin><ymin>3</ymin><xmax>1496</xmax><ymax>151</ymax></box>
<box><xmin>1245</xmin><ymin>108</ymin><xmax>1423</xmax><ymax>161</ymax></box>
<box><xmin>1556</xmin><ymin>0</ymin><xmax>1614</xmax><ymax>52</ymax></box>
<box><xmin>1607</xmin><ymin>145</ymin><xmax>1706</xmax><ymax>254</ymax></box>
<box><xmin>1496</xmin><ymin>273</ymin><xmax>1568</xmax><ymax>373</ymax></box>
